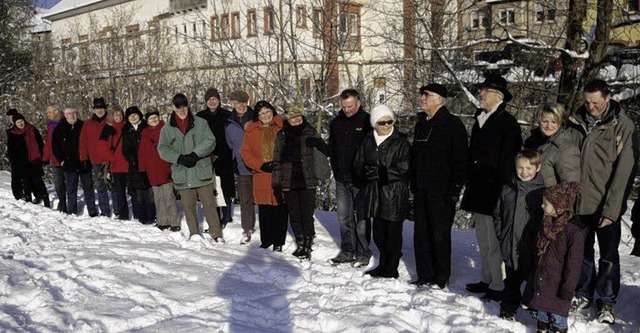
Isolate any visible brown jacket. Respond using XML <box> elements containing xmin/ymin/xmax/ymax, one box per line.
<box><xmin>240</xmin><ymin>116</ymin><xmax>284</xmax><ymax>205</ymax></box>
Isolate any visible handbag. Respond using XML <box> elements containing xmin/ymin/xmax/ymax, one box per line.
<box><xmin>313</xmin><ymin>146</ymin><xmax>331</xmax><ymax>181</ymax></box>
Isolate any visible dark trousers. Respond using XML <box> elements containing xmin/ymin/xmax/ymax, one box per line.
<box><xmin>65</xmin><ymin>171</ymin><xmax>97</xmax><ymax>216</ymax></box>
<box><xmin>52</xmin><ymin>166</ymin><xmax>66</xmax><ymax>210</ymax></box>
<box><xmin>335</xmin><ymin>181</ymin><xmax>371</xmax><ymax>259</ymax></box>
<box><xmin>576</xmin><ymin>214</ymin><xmax>621</xmax><ymax>306</ymax></box>
<box><xmin>258</xmin><ymin>204</ymin><xmax>289</xmax><ymax>247</ymax></box>
<box><xmin>217</xmin><ymin>196</ymin><xmax>233</xmax><ymax>223</ymax></box>
<box><xmin>413</xmin><ymin>193</ymin><xmax>455</xmax><ymax>284</ymax></box>
<box><xmin>501</xmin><ymin>265</ymin><xmax>526</xmax><ymax>313</ymax></box>
<box><xmin>10</xmin><ymin>169</ymin><xmax>24</xmax><ymax>200</ymax></box>
<box><xmin>24</xmin><ymin>174</ymin><xmax>48</xmax><ymax>203</ymax></box>
<box><xmin>111</xmin><ymin>173</ymin><xmax>129</xmax><ymax>220</ymax></box>
<box><xmin>130</xmin><ymin>187</ymin><xmax>156</xmax><ymax>223</ymax></box>
<box><xmin>284</xmin><ymin>189</ymin><xmax>316</xmax><ymax>241</ymax></box>
<box><xmin>373</xmin><ymin>217</ymin><xmax>404</xmax><ymax>278</ymax></box>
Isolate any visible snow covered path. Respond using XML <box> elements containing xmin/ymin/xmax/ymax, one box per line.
<box><xmin>0</xmin><ymin>172</ymin><xmax>638</xmax><ymax>332</ymax></box>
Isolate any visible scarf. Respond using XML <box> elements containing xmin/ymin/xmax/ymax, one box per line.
<box><xmin>261</xmin><ymin>122</ymin><xmax>277</xmax><ymax>162</ymax></box>
<box><xmin>536</xmin><ymin>211</ymin><xmax>573</xmax><ymax>263</ymax></box>
<box><xmin>176</xmin><ymin>116</ymin><xmax>190</xmax><ymax>135</ymax></box>
<box><xmin>11</xmin><ymin>122</ymin><xmax>41</xmax><ymax>162</ymax></box>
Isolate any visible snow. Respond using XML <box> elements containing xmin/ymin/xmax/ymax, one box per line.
<box><xmin>1</xmin><ymin>170</ymin><xmax>639</xmax><ymax>332</ymax></box>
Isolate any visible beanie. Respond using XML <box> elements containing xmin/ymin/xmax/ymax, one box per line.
<box><xmin>12</xmin><ymin>113</ymin><xmax>25</xmax><ymax>125</ymax></box>
<box><xmin>204</xmin><ymin>87</ymin><xmax>221</xmax><ymax>102</ymax></box>
<box><xmin>125</xmin><ymin>106</ymin><xmax>144</xmax><ymax>122</ymax></box>
<box><xmin>229</xmin><ymin>90</ymin><xmax>249</xmax><ymax>103</ymax></box>
<box><xmin>543</xmin><ymin>181</ymin><xmax>581</xmax><ymax>212</ymax></box>
<box><xmin>144</xmin><ymin>106</ymin><xmax>160</xmax><ymax>121</ymax></box>
<box><xmin>286</xmin><ymin>104</ymin><xmax>305</xmax><ymax>118</ymax></box>
<box><xmin>370</xmin><ymin>104</ymin><xmax>395</xmax><ymax>128</ymax></box>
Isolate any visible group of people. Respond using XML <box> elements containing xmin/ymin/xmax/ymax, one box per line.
<box><xmin>4</xmin><ymin>75</ymin><xmax>638</xmax><ymax>332</ymax></box>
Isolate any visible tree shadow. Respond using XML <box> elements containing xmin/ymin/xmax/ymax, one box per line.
<box><xmin>216</xmin><ymin>246</ymin><xmax>300</xmax><ymax>332</ymax></box>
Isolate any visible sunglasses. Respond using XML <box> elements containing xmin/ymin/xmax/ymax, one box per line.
<box><xmin>376</xmin><ymin>120</ymin><xmax>394</xmax><ymax>126</ymax></box>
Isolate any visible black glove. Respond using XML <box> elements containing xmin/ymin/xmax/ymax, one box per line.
<box><xmin>177</xmin><ymin>152</ymin><xmax>199</xmax><ymax>168</ymax></box>
<box><xmin>273</xmin><ymin>186</ymin><xmax>285</xmax><ymax>205</ymax></box>
<box><xmin>260</xmin><ymin>162</ymin><xmax>274</xmax><ymax>173</ymax></box>
<box><xmin>365</xmin><ymin>165</ymin><xmax>379</xmax><ymax>181</ymax></box>
<box><xmin>306</xmin><ymin>137</ymin><xmax>329</xmax><ymax>155</ymax></box>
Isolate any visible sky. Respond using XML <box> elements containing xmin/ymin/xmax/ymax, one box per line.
<box><xmin>0</xmin><ymin>171</ymin><xmax>638</xmax><ymax>332</ymax></box>
<box><xmin>32</xmin><ymin>0</ymin><xmax>62</xmax><ymax>9</ymax></box>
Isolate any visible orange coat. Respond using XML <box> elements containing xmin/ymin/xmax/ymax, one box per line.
<box><xmin>241</xmin><ymin>116</ymin><xmax>284</xmax><ymax>205</ymax></box>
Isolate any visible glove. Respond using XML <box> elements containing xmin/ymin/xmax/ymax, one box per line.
<box><xmin>305</xmin><ymin>137</ymin><xmax>324</xmax><ymax>148</ymax></box>
<box><xmin>364</xmin><ymin>165</ymin><xmax>379</xmax><ymax>181</ymax></box>
<box><xmin>177</xmin><ymin>152</ymin><xmax>199</xmax><ymax>168</ymax></box>
<box><xmin>260</xmin><ymin>162</ymin><xmax>274</xmax><ymax>173</ymax></box>
<box><xmin>273</xmin><ymin>186</ymin><xmax>285</xmax><ymax>205</ymax></box>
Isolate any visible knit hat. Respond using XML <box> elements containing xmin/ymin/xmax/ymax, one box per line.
<box><xmin>419</xmin><ymin>83</ymin><xmax>448</xmax><ymax>98</ymax></box>
<box><xmin>204</xmin><ymin>87</ymin><xmax>221</xmax><ymax>102</ymax></box>
<box><xmin>92</xmin><ymin>97</ymin><xmax>108</xmax><ymax>109</ymax></box>
<box><xmin>12</xmin><ymin>113</ymin><xmax>25</xmax><ymax>125</ymax></box>
<box><xmin>144</xmin><ymin>106</ymin><xmax>160</xmax><ymax>121</ymax></box>
<box><xmin>229</xmin><ymin>90</ymin><xmax>249</xmax><ymax>103</ymax></box>
<box><xmin>286</xmin><ymin>104</ymin><xmax>305</xmax><ymax>118</ymax></box>
<box><xmin>125</xmin><ymin>106</ymin><xmax>144</xmax><ymax>121</ymax></box>
<box><xmin>370</xmin><ymin>104</ymin><xmax>395</xmax><ymax>127</ymax></box>
<box><xmin>6</xmin><ymin>108</ymin><xmax>18</xmax><ymax>116</ymax></box>
<box><xmin>543</xmin><ymin>181</ymin><xmax>581</xmax><ymax>212</ymax></box>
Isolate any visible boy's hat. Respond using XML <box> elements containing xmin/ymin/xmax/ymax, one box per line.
<box><xmin>543</xmin><ymin>181</ymin><xmax>581</xmax><ymax>212</ymax></box>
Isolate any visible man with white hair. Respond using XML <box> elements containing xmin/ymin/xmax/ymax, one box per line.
<box><xmin>410</xmin><ymin>83</ymin><xmax>468</xmax><ymax>289</ymax></box>
<box><xmin>461</xmin><ymin>74</ymin><xmax>522</xmax><ymax>301</ymax></box>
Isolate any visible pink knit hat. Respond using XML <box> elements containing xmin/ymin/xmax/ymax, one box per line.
<box><xmin>543</xmin><ymin>181</ymin><xmax>581</xmax><ymax>211</ymax></box>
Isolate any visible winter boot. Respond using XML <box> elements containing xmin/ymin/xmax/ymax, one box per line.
<box><xmin>43</xmin><ymin>196</ymin><xmax>51</xmax><ymax>208</ymax></box>
<box><xmin>292</xmin><ymin>239</ymin><xmax>305</xmax><ymax>257</ymax></box>
<box><xmin>296</xmin><ymin>237</ymin><xmax>313</xmax><ymax>260</ymax></box>
<box><xmin>536</xmin><ymin>320</ymin><xmax>550</xmax><ymax>333</ymax></box>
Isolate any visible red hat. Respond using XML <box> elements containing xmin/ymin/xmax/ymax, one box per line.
<box><xmin>543</xmin><ymin>181</ymin><xmax>581</xmax><ymax>212</ymax></box>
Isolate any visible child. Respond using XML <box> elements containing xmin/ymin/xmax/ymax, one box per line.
<box><xmin>526</xmin><ymin>181</ymin><xmax>585</xmax><ymax>333</ymax></box>
<box><xmin>495</xmin><ymin>149</ymin><xmax>544</xmax><ymax>318</ymax></box>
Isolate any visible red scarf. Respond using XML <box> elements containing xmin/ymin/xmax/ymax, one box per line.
<box><xmin>11</xmin><ymin>122</ymin><xmax>41</xmax><ymax>162</ymax></box>
<box><xmin>176</xmin><ymin>116</ymin><xmax>190</xmax><ymax>135</ymax></box>
<box><xmin>536</xmin><ymin>211</ymin><xmax>573</xmax><ymax>264</ymax></box>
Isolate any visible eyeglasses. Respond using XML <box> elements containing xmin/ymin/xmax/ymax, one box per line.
<box><xmin>376</xmin><ymin>120</ymin><xmax>394</xmax><ymax>126</ymax></box>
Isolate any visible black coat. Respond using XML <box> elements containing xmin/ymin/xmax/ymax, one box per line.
<box><xmin>410</xmin><ymin>107</ymin><xmax>468</xmax><ymax>199</ymax></box>
<box><xmin>122</xmin><ymin>121</ymin><xmax>150</xmax><ymax>190</ymax></box>
<box><xmin>272</xmin><ymin>119</ymin><xmax>320</xmax><ymax>190</ymax></box>
<box><xmin>197</xmin><ymin>106</ymin><xmax>235</xmax><ymax>197</ymax></box>
<box><xmin>52</xmin><ymin>119</ymin><xmax>88</xmax><ymax>173</ymax></box>
<box><xmin>461</xmin><ymin>103</ymin><xmax>522</xmax><ymax>215</ymax></box>
<box><xmin>329</xmin><ymin>107</ymin><xmax>372</xmax><ymax>186</ymax></box>
<box><xmin>7</xmin><ymin>126</ymin><xmax>45</xmax><ymax>177</ymax></box>
<box><xmin>353</xmin><ymin>129</ymin><xmax>411</xmax><ymax>221</ymax></box>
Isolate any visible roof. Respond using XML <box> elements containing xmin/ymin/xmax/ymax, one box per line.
<box><xmin>43</xmin><ymin>0</ymin><xmax>135</xmax><ymax>21</ymax></box>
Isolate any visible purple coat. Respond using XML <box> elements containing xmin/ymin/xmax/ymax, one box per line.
<box><xmin>526</xmin><ymin>216</ymin><xmax>586</xmax><ymax>316</ymax></box>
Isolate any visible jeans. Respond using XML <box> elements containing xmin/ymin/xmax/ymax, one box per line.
<box><xmin>52</xmin><ymin>166</ymin><xmax>66</xmax><ymax>210</ymax></box>
<box><xmin>92</xmin><ymin>164</ymin><xmax>111</xmax><ymax>216</ymax></box>
<box><xmin>65</xmin><ymin>171</ymin><xmax>97</xmax><ymax>216</ymax></box>
<box><xmin>335</xmin><ymin>181</ymin><xmax>371</xmax><ymax>259</ymax></box>
<box><xmin>576</xmin><ymin>214</ymin><xmax>621</xmax><ymax>306</ymax></box>
<box><xmin>537</xmin><ymin>311</ymin><xmax>568</xmax><ymax>330</ymax></box>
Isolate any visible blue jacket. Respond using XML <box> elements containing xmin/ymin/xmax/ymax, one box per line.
<box><xmin>225</xmin><ymin>109</ymin><xmax>254</xmax><ymax>176</ymax></box>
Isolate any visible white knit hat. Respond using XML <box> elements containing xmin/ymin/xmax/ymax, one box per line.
<box><xmin>370</xmin><ymin>104</ymin><xmax>395</xmax><ymax>128</ymax></box>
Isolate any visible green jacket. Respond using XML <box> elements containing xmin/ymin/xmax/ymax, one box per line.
<box><xmin>566</xmin><ymin>100</ymin><xmax>635</xmax><ymax>220</ymax></box>
<box><xmin>158</xmin><ymin>111</ymin><xmax>216</xmax><ymax>190</ymax></box>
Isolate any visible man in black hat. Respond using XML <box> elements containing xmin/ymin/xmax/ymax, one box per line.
<box><xmin>461</xmin><ymin>74</ymin><xmax>522</xmax><ymax>301</ymax></box>
<box><xmin>410</xmin><ymin>84</ymin><xmax>468</xmax><ymax>289</ymax></box>
<box><xmin>197</xmin><ymin>87</ymin><xmax>234</xmax><ymax>226</ymax></box>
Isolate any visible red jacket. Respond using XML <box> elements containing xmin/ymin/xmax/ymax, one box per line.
<box><xmin>109</xmin><ymin>121</ymin><xmax>129</xmax><ymax>173</ymax></box>
<box><xmin>43</xmin><ymin>116</ymin><xmax>63</xmax><ymax>167</ymax></box>
<box><xmin>80</xmin><ymin>114</ymin><xmax>110</xmax><ymax>164</ymax></box>
<box><xmin>138</xmin><ymin>121</ymin><xmax>172</xmax><ymax>186</ymax></box>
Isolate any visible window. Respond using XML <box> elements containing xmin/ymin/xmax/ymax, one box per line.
<box><xmin>61</xmin><ymin>37</ymin><xmax>71</xmax><ymax>45</ymax></box>
<box><xmin>312</xmin><ymin>7</ymin><xmax>322</xmax><ymax>38</ymax></box>
<box><xmin>264</xmin><ymin>6</ymin><xmax>275</xmax><ymax>35</ymax></box>
<box><xmin>338</xmin><ymin>4</ymin><xmax>361</xmax><ymax>51</ymax></box>
<box><xmin>220</xmin><ymin>13</ymin><xmax>230</xmax><ymax>39</ymax></box>
<box><xmin>535</xmin><ymin>3</ymin><xmax>544</xmax><ymax>22</ymax></box>
<box><xmin>536</xmin><ymin>2</ymin><xmax>556</xmax><ymax>22</ymax></box>
<box><xmin>231</xmin><ymin>12</ymin><xmax>241</xmax><ymax>38</ymax></box>
<box><xmin>182</xmin><ymin>23</ymin><xmax>188</xmax><ymax>42</ymax></box>
<box><xmin>472</xmin><ymin>11</ymin><xmax>479</xmax><ymax>28</ymax></box>
<box><xmin>99</xmin><ymin>26</ymin><xmax>113</xmax><ymax>38</ymax></box>
<box><xmin>300</xmin><ymin>78</ymin><xmax>311</xmax><ymax>96</ymax></box>
<box><xmin>547</xmin><ymin>5</ymin><xmax>556</xmax><ymax>21</ymax></box>
<box><xmin>78</xmin><ymin>34</ymin><xmax>88</xmax><ymax>42</ymax></box>
<box><xmin>126</xmin><ymin>24</ymin><xmax>140</xmax><ymax>34</ymax></box>
<box><xmin>629</xmin><ymin>0</ymin><xmax>639</xmax><ymax>12</ymax></box>
<box><xmin>201</xmin><ymin>20</ymin><xmax>208</xmax><ymax>38</ymax></box>
<box><xmin>499</xmin><ymin>9</ymin><xmax>515</xmax><ymax>26</ymax></box>
<box><xmin>211</xmin><ymin>15</ymin><xmax>219</xmax><ymax>40</ymax></box>
<box><xmin>247</xmin><ymin>9</ymin><xmax>257</xmax><ymax>36</ymax></box>
<box><xmin>296</xmin><ymin>5</ymin><xmax>307</xmax><ymax>28</ymax></box>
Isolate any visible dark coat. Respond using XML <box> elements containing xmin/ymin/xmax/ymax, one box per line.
<box><xmin>410</xmin><ymin>107</ymin><xmax>468</xmax><ymax>199</ymax></box>
<box><xmin>526</xmin><ymin>216</ymin><xmax>586</xmax><ymax>316</ymax></box>
<box><xmin>197</xmin><ymin>106</ymin><xmax>235</xmax><ymax>197</ymax></box>
<box><xmin>272</xmin><ymin>119</ymin><xmax>321</xmax><ymax>190</ymax></box>
<box><xmin>225</xmin><ymin>109</ymin><xmax>254</xmax><ymax>176</ymax></box>
<box><xmin>460</xmin><ymin>103</ymin><xmax>522</xmax><ymax>215</ymax></box>
<box><xmin>7</xmin><ymin>125</ymin><xmax>45</xmax><ymax>177</ymax></box>
<box><xmin>122</xmin><ymin>121</ymin><xmax>150</xmax><ymax>190</ymax></box>
<box><xmin>52</xmin><ymin>119</ymin><xmax>89</xmax><ymax>173</ymax></box>
<box><xmin>328</xmin><ymin>107</ymin><xmax>371</xmax><ymax>186</ymax></box>
<box><xmin>493</xmin><ymin>174</ymin><xmax>544</xmax><ymax>270</ymax></box>
<box><xmin>353</xmin><ymin>129</ymin><xmax>411</xmax><ymax>221</ymax></box>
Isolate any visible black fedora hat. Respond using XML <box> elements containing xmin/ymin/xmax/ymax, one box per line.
<box><xmin>477</xmin><ymin>74</ymin><xmax>512</xmax><ymax>102</ymax></box>
<box><xmin>92</xmin><ymin>97</ymin><xmax>109</xmax><ymax>109</ymax></box>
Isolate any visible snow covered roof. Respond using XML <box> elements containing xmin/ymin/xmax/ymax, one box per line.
<box><xmin>43</xmin><ymin>0</ymin><xmax>134</xmax><ymax>21</ymax></box>
<box><xmin>32</xmin><ymin>8</ymin><xmax>52</xmax><ymax>34</ymax></box>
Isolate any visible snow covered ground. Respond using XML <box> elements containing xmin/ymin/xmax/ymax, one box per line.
<box><xmin>0</xmin><ymin>171</ymin><xmax>639</xmax><ymax>332</ymax></box>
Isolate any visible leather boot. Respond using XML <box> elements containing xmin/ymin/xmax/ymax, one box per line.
<box><xmin>292</xmin><ymin>239</ymin><xmax>305</xmax><ymax>257</ymax></box>
<box><xmin>536</xmin><ymin>320</ymin><xmax>550</xmax><ymax>333</ymax></box>
<box><xmin>43</xmin><ymin>196</ymin><xmax>51</xmax><ymax>208</ymax></box>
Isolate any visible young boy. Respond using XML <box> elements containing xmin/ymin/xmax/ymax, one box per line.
<box><xmin>526</xmin><ymin>181</ymin><xmax>585</xmax><ymax>333</ymax></box>
<box><xmin>494</xmin><ymin>149</ymin><xmax>545</xmax><ymax>318</ymax></box>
